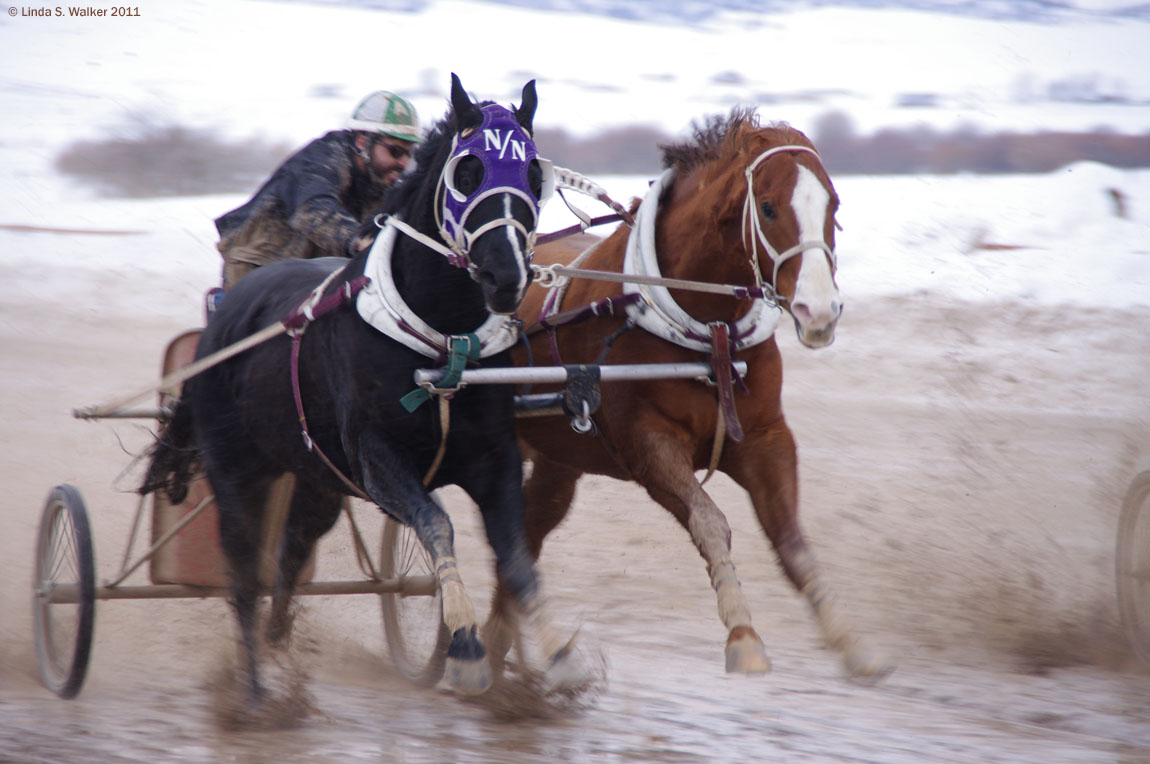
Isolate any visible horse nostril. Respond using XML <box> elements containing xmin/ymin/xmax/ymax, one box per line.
<box><xmin>475</xmin><ymin>269</ymin><xmax>498</xmax><ymax>290</ymax></box>
<box><xmin>792</xmin><ymin>300</ymin><xmax>842</xmax><ymax>326</ymax></box>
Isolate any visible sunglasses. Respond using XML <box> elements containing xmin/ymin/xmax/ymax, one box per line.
<box><xmin>378</xmin><ymin>140</ymin><xmax>413</xmax><ymax>160</ymax></box>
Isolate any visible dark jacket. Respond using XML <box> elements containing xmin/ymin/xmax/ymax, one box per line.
<box><xmin>215</xmin><ymin>130</ymin><xmax>388</xmax><ymax>268</ymax></box>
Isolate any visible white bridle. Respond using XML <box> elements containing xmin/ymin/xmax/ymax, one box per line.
<box><xmin>740</xmin><ymin>144</ymin><xmax>837</xmax><ymax>289</ymax></box>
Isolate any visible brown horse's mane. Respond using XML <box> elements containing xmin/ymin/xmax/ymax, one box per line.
<box><xmin>659</xmin><ymin>107</ymin><xmax>812</xmax><ymax>173</ymax></box>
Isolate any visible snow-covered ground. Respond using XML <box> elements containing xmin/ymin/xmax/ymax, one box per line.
<box><xmin>4</xmin><ymin>162</ymin><xmax>1150</xmax><ymax>327</ymax></box>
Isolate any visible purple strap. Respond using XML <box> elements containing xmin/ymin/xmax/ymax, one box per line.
<box><xmin>288</xmin><ymin>275</ymin><xmax>373</xmax><ymax>499</ymax></box>
<box><xmin>532</xmin><ymin>293</ymin><xmax>643</xmax><ymax>365</ymax></box>
<box><xmin>284</xmin><ymin>275</ymin><xmax>371</xmax><ymax>331</ymax></box>
<box><xmin>536</xmin><ymin>213</ymin><xmax>629</xmax><ymax>246</ymax></box>
<box><xmin>533</xmin><ymin>293</ymin><xmax>642</xmax><ymax>335</ymax></box>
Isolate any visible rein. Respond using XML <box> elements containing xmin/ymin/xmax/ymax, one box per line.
<box><xmin>533</xmin><ymin>263</ymin><xmax>781</xmax><ymax>302</ymax></box>
<box><xmin>536</xmin><ymin>213</ymin><xmax>628</xmax><ymax>247</ymax></box>
<box><xmin>73</xmin><ymin>274</ymin><xmax>371</xmax><ymax>421</ymax></box>
<box><xmin>535</xmin><ymin>166</ymin><xmax>637</xmax><ymax>245</ymax></box>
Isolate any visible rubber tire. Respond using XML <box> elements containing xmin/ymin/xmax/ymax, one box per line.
<box><xmin>32</xmin><ymin>485</ymin><xmax>96</xmax><ymax>699</ymax></box>
<box><xmin>1118</xmin><ymin>470</ymin><xmax>1150</xmax><ymax>665</ymax></box>
<box><xmin>379</xmin><ymin>515</ymin><xmax>449</xmax><ymax>686</ymax></box>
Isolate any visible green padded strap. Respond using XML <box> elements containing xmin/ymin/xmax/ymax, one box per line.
<box><xmin>399</xmin><ymin>333</ymin><xmax>481</xmax><ymax>412</ymax></box>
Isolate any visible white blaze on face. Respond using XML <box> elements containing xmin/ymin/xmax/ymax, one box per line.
<box><xmin>789</xmin><ymin>165</ymin><xmax>841</xmax><ymax>331</ymax></box>
<box><xmin>501</xmin><ymin>194</ymin><xmax>530</xmax><ymax>294</ymax></box>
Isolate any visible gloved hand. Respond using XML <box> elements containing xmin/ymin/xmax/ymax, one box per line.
<box><xmin>348</xmin><ymin>233</ymin><xmax>374</xmax><ymax>256</ymax></box>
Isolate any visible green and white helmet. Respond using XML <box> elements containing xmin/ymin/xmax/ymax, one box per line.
<box><xmin>347</xmin><ymin>91</ymin><xmax>421</xmax><ymax>142</ymax></box>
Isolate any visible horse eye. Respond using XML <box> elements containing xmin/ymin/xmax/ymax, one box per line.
<box><xmin>760</xmin><ymin>201</ymin><xmax>776</xmax><ymax>222</ymax></box>
<box><xmin>453</xmin><ymin>155</ymin><xmax>484</xmax><ymax>196</ymax></box>
<box><xmin>527</xmin><ymin>159</ymin><xmax>543</xmax><ymax>199</ymax></box>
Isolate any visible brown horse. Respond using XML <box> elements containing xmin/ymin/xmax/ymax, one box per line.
<box><xmin>485</xmin><ymin>110</ymin><xmax>890</xmax><ymax>679</ymax></box>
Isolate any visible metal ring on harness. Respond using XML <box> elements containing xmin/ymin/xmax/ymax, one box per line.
<box><xmin>571</xmin><ymin>400</ymin><xmax>592</xmax><ymax>434</ymax></box>
<box><xmin>532</xmin><ymin>263</ymin><xmax>558</xmax><ymax>288</ymax></box>
<box><xmin>562</xmin><ymin>364</ymin><xmax>601</xmax><ymax>434</ymax></box>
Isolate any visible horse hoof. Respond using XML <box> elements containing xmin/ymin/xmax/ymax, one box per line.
<box><xmin>265</xmin><ymin>620</ymin><xmax>291</xmax><ymax>649</ymax></box>
<box><xmin>445</xmin><ymin>626</ymin><xmax>492</xmax><ymax>695</ymax></box>
<box><xmin>544</xmin><ymin>642</ymin><xmax>593</xmax><ymax>694</ymax></box>
<box><xmin>446</xmin><ymin>657</ymin><xmax>492</xmax><ymax>696</ymax></box>
<box><xmin>245</xmin><ymin>683</ymin><xmax>267</xmax><ymax>711</ymax></box>
<box><xmin>725</xmin><ymin>628</ymin><xmax>771</xmax><ymax>675</ymax></box>
<box><xmin>843</xmin><ymin>641</ymin><xmax>895</xmax><ymax>682</ymax></box>
<box><xmin>479</xmin><ymin>613</ymin><xmax>516</xmax><ymax>678</ymax></box>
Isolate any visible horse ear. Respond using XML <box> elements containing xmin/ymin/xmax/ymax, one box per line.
<box><xmin>516</xmin><ymin>80</ymin><xmax>537</xmax><ymax>134</ymax></box>
<box><xmin>451</xmin><ymin>73</ymin><xmax>482</xmax><ymax>132</ymax></box>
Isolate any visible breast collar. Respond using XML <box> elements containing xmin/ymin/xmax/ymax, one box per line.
<box><xmin>355</xmin><ymin>216</ymin><xmax>519</xmax><ymax>359</ymax></box>
<box><xmin>622</xmin><ymin>167</ymin><xmax>782</xmax><ymax>354</ymax></box>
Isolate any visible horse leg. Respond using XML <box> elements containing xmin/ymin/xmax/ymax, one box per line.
<box><xmin>414</xmin><ymin>502</ymin><xmax>491</xmax><ymax>694</ymax></box>
<box><xmin>360</xmin><ymin>459</ymin><xmax>491</xmax><ymax>694</ymax></box>
<box><xmin>465</xmin><ymin>449</ymin><xmax>583</xmax><ymax>691</ymax></box>
<box><xmin>212</xmin><ymin>471</ymin><xmax>275</xmax><ymax>703</ymax></box>
<box><xmin>482</xmin><ymin>454</ymin><xmax>582</xmax><ymax>676</ymax></box>
<box><xmin>266</xmin><ymin>477</ymin><xmax>342</xmax><ymax>647</ymax></box>
<box><xmin>634</xmin><ymin>429</ymin><xmax>771</xmax><ymax>675</ymax></box>
<box><xmin>724</xmin><ymin>423</ymin><xmax>893</xmax><ymax>679</ymax></box>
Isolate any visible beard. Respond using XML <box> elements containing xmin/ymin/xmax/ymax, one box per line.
<box><xmin>366</xmin><ymin>164</ymin><xmax>401</xmax><ymax>189</ymax></box>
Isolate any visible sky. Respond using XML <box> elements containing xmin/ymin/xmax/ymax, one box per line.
<box><xmin>0</xmin><ymin>0</ymin><xmax>1147</xmax><ymax>322</ymax></box>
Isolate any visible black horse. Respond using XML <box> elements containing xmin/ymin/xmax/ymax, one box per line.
<box><xmin>145</xmin><ymin>75</ymin><xmax>577</xmax><ymax>701</ymax></box>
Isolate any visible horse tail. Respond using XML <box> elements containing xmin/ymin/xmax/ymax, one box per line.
<box><xmin>139</xmin><ymin>399</ymin><xmax>198</xmax><ymax>504</ymax></box>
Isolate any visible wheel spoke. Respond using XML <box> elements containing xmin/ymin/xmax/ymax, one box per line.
<box><xmin>48</xmin><ymin>511</ymin><xmax>79</xmax><ymax>583</ymax></box>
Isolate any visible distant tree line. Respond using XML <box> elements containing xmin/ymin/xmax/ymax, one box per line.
<box><xmin>55</xmin><ymin>121</ymin><xmax>291</xmax><ymax>198</ymax></box>
<box><xmin>55</xmin><ymin>112</ymin><xmax>1150</xmax><ymax>198</ymax></box>
<box><xmin>811</xmin><ymin>111</ymin><xmax>1150</xmax><ymax>174</ymax></box>
<box><xmin>533</xmin><ymin>125</ymin><xmax>667</xmax><ymax>175</ymax></box>
<box><xmin>535</xmin><ymin>112</ymin><xmax>1150</xmax><ymax>176</ymax></box>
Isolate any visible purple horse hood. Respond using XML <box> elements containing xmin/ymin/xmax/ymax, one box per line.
<box><xmin>436</xmin><ymin>104</ymin><xmax>553</xmax><ymax>256</ymax></box>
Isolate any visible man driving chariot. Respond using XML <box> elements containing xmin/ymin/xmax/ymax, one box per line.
<box><xmin>215</xmin><ymin>90</ymin><xmax>421</xmax><ymax>289</ymax></box>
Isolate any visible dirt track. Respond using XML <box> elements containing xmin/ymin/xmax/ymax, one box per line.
<box><xmin>2</xmin><ymin>271</ymin><xmax>1149</xmax><ymax>762</ymax></box>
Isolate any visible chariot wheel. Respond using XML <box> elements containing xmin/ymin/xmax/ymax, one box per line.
<box><xmin>32</xmin><ymin>485</ymin><xmax>96</xmax><ymax>698</ymax></box>
<box><xmin>1118</xmin><ymin>470</ymin><xmax>1150</xmax><ymax>665</ymax></box>
<box><xmin>380</xmin><ymin>515</ymin><xmax>448</xmax><ymax>686</ymax></box>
